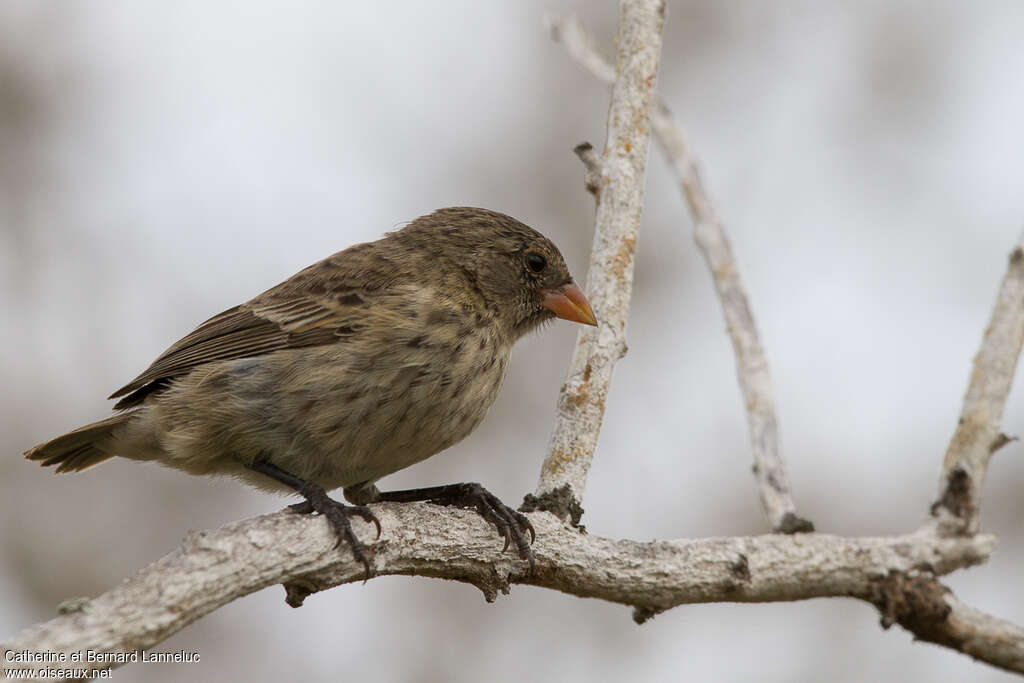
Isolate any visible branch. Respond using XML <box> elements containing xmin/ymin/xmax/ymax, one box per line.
<box><xmin>547</xmin><ymin>15</ymin><xmax>811</xmax><ymax>534</ymax></box>
<box><xmin>533</xmin><ymin>0</ymin><xmax>666</xmax><ymax>515</ymax></box>
<box><xmin>873</xmin><ymin>573</ymin><xmax>1024</xmax><ymax>675</ymax></box>
<box><xmin>573</xmin><ymin>141</ymin><xmax>605</xmax><ymax>200</ymax></box>
<box><xmin>654</xmin><ymin>105</ymin><xmax>814</xmax><ymax>533</ymax></box>
<box><xmin>2</xmin><ymin>505</ymin><xmax>999</xmax><ymax>678</ymax></box>
<box><xmin>932</xmin><ymin>233</ymin><xmax>1024</xmax><ymax>534</ymax></box>
<box><xmin>544</xmin><ymin>17</ymin><xmax>1024</xmax><ymax>673</ymax></box>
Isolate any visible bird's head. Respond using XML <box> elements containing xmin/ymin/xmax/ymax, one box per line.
<box><xmin>397</xmin><ymin>207</ymin><xmax>597</xmax><ymax>340</ymax></box>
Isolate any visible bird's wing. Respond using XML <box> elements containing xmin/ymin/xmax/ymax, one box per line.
<box><xmin>109</xmin><ymin>246</ymin><xmax>411</xmax><ymax>409</ymax></box>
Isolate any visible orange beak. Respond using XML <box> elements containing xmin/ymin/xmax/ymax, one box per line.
<box><xmin>541</xmin><ymin>282</ymin><xmax>597</xmax><ymax>326</ymax></box>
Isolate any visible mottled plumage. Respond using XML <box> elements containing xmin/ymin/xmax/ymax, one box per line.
<box><xmin>25</xmin><ymin>207</ymin><xmax>596</xmax><ymax>573</ymax></box>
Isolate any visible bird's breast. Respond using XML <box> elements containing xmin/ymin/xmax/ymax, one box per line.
<box><xmin>282</xmin><ymin>317</ymin><xmax>512</xmax><ymax>487</ymax></box>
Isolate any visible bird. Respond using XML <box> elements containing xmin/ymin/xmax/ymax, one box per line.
<box><xmin>25</xmin><ymin>207</ymin><xmax>597</xmax><ymax>576</ymax></box>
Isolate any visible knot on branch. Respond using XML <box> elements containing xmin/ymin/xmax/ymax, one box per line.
<box><xmin>730</xmin><ymin>553</ymin><xmax>751</xmax><ymax>583</ymax></box>
<box><xmin>472</xmin><ymin>565</ymin><xmax>514</xmax><ymax>604</ymax></box>
<box><xmin>520</xmin><ymin>484</ymin><xmax>585</xmax><ymax>529</ymax></box>
<box><xmin>871</xmin><ymin>570</ymin><xmax>952</xmax><ymax>634</ymax></box>
<box><xmin>930</xmin><ymin>467</ymin><xmax>975</xmax><ymax>535</ymax></box>
<box><xmin>775</xmin><ymin>512</ymin><xmax>815</xmax><ymax>535</ymax></box>
<box><xmin>284</xmin><ymin>581</ymin><xmax>316</xmax><ymax>608</ymax></box>
<box><xmin>632</xmin><ymin>605</ymin><xmax>661</xmax><ymax>625</ymax></box>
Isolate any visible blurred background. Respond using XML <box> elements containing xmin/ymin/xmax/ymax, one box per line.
<box><xmin>2</xmin><ymin>1</ymin><xmax>1023</xmax><ymax>681</ymax></box>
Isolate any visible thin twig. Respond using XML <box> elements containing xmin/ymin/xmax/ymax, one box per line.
<box><xmin>574</xmin><ymin>142</ymin><xmax>605</xmax><ymax>200</ymax></box>
<box><xmin>933</xmin><ymin>233</ymin><xmax>1024</xmax><ymax>534</ymax></box>
<box><xmin>1</xmin><ymin>505</ymin><xmax>1001</xmax><ymax>678</ymax></box>
<box><xmin>534</xmin><ymin>0</ymin><xmax>666</xmax><ymax>515</ymax></box>
<box><xmin>547</xmin><ymin>15</ymin><xmax>812</xmax><ymax>533</ymax></box>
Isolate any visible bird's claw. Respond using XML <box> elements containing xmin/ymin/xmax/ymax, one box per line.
<box><xmin>430</xmin><ymin>483</ymin><xmax>536</xmax><ymax>574</ymax></box>
<box><xmin>290</xmin><ymin>495</ymin><xmax>380</xmax><ymax>582</ymax></box>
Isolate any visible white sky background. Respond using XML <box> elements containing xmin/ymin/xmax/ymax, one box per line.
<box><xmin>2</xmin><ymin>1</ymin><xmax>1023</xmax><ymax>681</ymax></box>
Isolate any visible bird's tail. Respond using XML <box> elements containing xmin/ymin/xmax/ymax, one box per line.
<box><xmin>24</xmin><ymin>412</ymin><xmax>137</xmax><ymax>473</ymax></box>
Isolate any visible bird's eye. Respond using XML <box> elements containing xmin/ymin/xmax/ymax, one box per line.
<box><xmin>525</xmin><ymin>252</ymin><xmax>546</xmax><ymax>273</ymax></box>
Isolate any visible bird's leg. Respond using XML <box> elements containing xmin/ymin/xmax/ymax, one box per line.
<box><xmin>368</xmin><ymin>483</ymin><xmax>536</xmax><ymax>573</ymax></box>
<box><xmin>246</xmin><ymin>460</ymin><xmax>381</xmax><ymax>580</ymax></box>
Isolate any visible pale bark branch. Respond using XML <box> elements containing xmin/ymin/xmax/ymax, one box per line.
<box><xmin>534</xmin><ymin>0</ymin><xmax>666</xmax><ymax>513</ymax></box>
<box><xmin>546</xmin><ymin>14</ymin><xmax>811</xmax><ymax>534</ymax></box>
<box><xmin>543</xmin><ymin>14</ymin><xmax>1024</xmax><ymax>673</ymax></box>
<box><xmin>873</xmin><ymin>572</ymin><xmax>1024</xmax><ymax>675</ymax></box>
<box><xmin>932</xmin><ymin>232</ymin><xmax>1024</xmax><ymax>534</ymax></box>
<box><xmin>935</xmin><ymin>593</ymin><xmax>1024</xmax><ymax>673</ymax></box>
<box><xmin>1</xmin><ymin>505</ymin><xmax>999</xmax><ymax>678</ymax></box>
<box><xmin>654</xmin><ymin>106</ymin><xmax>813</xmax><ymax>533</ymax></box>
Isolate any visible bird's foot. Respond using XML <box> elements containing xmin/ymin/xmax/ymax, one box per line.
<box><xmin>376</xmin><ymin>482</ymin><xmax>536</xmax><ymax>573</ymax></box>
<box><xmin>246</xmin><ymin>460</ymin><xmax>380</xmax><ymax>580</ymax></box>
<box><xmin>289</xmin><ymin>491</ymin><xmax>381</xmax><ymax>581</ymax></box>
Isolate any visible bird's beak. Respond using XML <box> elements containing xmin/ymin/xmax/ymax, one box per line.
<box><xmin>541</xmin><ymin>282</ymin><xmax>597</xmax><ymax>326</ymax></box>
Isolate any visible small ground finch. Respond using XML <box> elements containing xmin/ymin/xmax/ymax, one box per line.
<box><xmin>25</xmin><ymin>207</ymin><xmax>596</xmax><ymax>575</ymax></box>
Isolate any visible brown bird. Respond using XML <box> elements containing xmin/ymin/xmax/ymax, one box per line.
<box><xmin>25</xmin><ymin>207</ymin><xmax>596</xmax><ymax>575</ymax></box>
